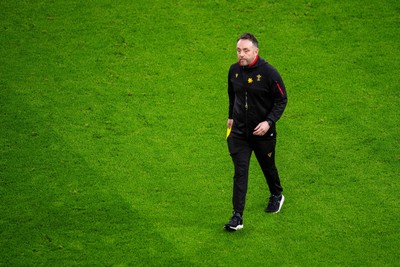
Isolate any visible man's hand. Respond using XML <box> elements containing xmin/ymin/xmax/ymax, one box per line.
<box><xmin>227</xmin><ymin>119</ymin><xmax>233</xmax><ymax>129</ymax></box>
<box><xmin>253</xmin><ymin>121</ymin><xmax>270</xmax><ymax>136</ymax></box>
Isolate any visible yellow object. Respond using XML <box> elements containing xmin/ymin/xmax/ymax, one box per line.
<box><xmin>226</xmin><ymin>127</ymin><xmax>232</xmax><ymax>139</ymax></box>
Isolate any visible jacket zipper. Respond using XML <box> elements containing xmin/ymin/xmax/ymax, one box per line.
<box><xmin>245</xmin><ymin>89</ymin><xmax>249</xmax><ymax>138</ymax></box>
<box><xmin>241</xmin><ymin>69</ymin><xmax>249</xmax><ymax>138</ymax></box>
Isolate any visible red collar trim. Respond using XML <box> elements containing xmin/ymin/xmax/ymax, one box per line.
<box><xmin>238</xmin><ymin>55</ymin><xmax>259</xmax><ymax>67</ymax></box>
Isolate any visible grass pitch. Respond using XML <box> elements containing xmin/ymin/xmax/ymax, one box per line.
<box><xmin>1</xmin><ymin>0</ymin><xmax>399</xmax><ymax>266</ymax></box>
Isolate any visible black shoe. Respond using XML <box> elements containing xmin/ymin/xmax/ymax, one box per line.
<box><xmin>224</xmin><ymin>211</ymin><xmax>243</xmax><ymax>231</ymax></box>
<box><xmin>265</xmin><ymin>194</ymin><xmax>285</xmax><ymax>213</ymax></box>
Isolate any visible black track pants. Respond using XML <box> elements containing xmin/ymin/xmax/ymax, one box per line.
<box><xmin>227</xmin><ymin>136</ymin><xmax>283</xmax><ymax>213</ymax></box>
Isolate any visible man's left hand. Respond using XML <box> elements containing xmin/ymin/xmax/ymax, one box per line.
<box><xmin>253</xmin><ymin>121</ymin><xmax>270</xmax><ymax>136</ymax></box>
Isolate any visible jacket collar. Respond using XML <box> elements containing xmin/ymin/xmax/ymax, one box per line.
<box><xmin>238</xmin><ymin>55</ymin><xmax>266</xmax><ymax>69</ymax></box>
<box><xmin>238</xmin><ymin>55</ymin><xmax>260</xmax><ymax>68</ymax></box>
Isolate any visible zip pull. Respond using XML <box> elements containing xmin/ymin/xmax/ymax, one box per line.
<box><xmin>245</xmin><ymin>91</ymin><xmax>248</xmax><ymax>110</ymax></box>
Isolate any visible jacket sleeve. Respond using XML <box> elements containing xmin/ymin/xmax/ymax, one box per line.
<box><xmin>228</xmin><ymin>68</ymin><xmax>235</xmax><ymax>119</ymax></box>
<box><xmin>266</xmin><ymin>70</ymin><xmax>288</xmax><ymax>124</ymax></box>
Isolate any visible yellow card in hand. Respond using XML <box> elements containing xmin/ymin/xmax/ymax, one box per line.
<box><xmin>226</xmin><ymin>127</ymin><xmax>232</xmax><ymax>139</ymax></box>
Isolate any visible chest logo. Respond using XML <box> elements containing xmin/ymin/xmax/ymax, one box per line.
<box><xmin>248</xmin><ymin>78</ymin><xmax>253</xmax><ymax>84</ymax></box>
<box><xmin>257</xmin><ymin>74</ymin><xmax>262</xmax><ymax>81</ymax></box>
<box><xmin>235</xmin><ymin>73</ymin><xmax>239</xmax><ymax>78</ymax></box>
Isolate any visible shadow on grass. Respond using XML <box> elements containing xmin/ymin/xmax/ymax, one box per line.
<box><xmin>0</xmin><ymin>88</ymin><xmax>194</xmax><ymax>266</ymax></box>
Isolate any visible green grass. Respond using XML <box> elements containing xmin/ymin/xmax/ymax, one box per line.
<box><xmin>1</xmin><ymin>0</ymin><xmax>399</xmax><ymax>266</ymax></box>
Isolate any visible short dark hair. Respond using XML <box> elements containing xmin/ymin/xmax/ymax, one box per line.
<box><xmin>237</xmin><ymin>32</ymin><xmax>259</xmax><ymax>48</ymax></box>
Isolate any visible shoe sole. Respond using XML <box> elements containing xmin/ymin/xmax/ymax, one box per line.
<box><xmin>224</xmin><ymin>224</ymin><xmax>244</xmax><ymax>231</ymax></box>
<box><xmin>273</xmin><ymin>195</ymin><xmax>285</xmax><ymax>214</ymax></box>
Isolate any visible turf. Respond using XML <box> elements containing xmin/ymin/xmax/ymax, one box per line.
<box><xmin>1</xmin><ymin>0</ymin><xmax>399</xmax><ymax>266</ymax></box>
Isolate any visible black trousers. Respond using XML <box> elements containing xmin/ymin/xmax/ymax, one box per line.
<box><xmin>227</xmin><ymin>135</ymin><xmax>283</xmax><ymax>213</ymax></box>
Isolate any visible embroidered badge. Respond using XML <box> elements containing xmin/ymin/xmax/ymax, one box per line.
<box><xmin>235</xmin><ymin>73</ymin><xmax>238</xmax><ymax>78</ymax></box>
<box><xmin>257</xmin><ymin>74</ymin><xmax>262</xmax><ymax>81</ymax></box>
<box><xmin>248</xmin><ymin>78</ymin><xmax>253</xmax><ymax>84</ymax></box>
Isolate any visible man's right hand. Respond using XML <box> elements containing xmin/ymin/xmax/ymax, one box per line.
<box><xmin>227</xmin><ymin>119</ymin><xmax>233</xmax><ymax>129</ymax></box>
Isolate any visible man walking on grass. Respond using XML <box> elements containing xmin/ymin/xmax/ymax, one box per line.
<box><xmin>224</xmin><ymin>33</ymin><xmax>288</xmax><ymax>231</ymax></box>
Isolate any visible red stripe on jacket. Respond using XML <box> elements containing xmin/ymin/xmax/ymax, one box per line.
<box><xmin>276</xmin><ymin>81</ymin><xmax>284</xmax><ymax>96</ymax></box>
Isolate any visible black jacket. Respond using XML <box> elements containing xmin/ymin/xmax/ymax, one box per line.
<box><xmin>228</xmin><ymin>57</ymin><xmax>288</xmax><ymax>139</ymax></box>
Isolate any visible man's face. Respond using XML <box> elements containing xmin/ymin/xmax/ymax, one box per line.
<box><xmin>236</xmin><ymin>39</ymin><xmax>259</xmax><ymax>66</ymax></box>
